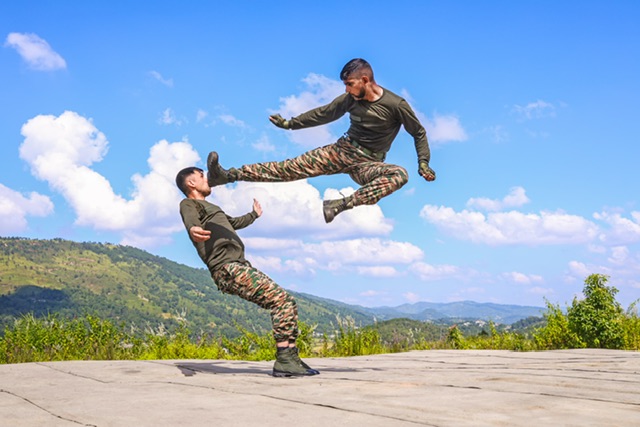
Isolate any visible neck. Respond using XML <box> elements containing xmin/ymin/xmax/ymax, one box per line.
<box><xmin>364</xmin><ymin>83</ymin><xmax>383</xmax><ymax>102</ymax></box>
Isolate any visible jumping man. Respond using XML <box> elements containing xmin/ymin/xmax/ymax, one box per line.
<box><xmin>207</xmin><ymin>58</ymin><xmax>436</xmax><ymax>223</ymax></box>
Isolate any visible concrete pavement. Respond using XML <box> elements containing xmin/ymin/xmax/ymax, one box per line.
<box><xmin>1</xmin><ymin>349</ymin><xmax>638</xmax><ymax>426</ymax></box>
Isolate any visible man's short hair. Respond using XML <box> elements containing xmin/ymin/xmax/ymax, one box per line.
<box><xmin>340</xmin><ymin>58</ymin><xmax>373</xmax><ymax>81</ymax></box>
<box><xmin>175</xmin><ymin>167</ymin><xmax>203</xmax><ymax>196</ymax></box>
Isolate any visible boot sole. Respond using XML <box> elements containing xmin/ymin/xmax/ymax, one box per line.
<box><xmin>322</xmin><ymin>201</ymin><xmax>335</xmax><ymax>223</ymax></box>
<box><xmin>272</xmin><ymin>369</ymin><xmax>319</xmax><ymax>377</ymax></box>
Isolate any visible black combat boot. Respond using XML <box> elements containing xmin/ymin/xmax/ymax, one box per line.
<box><xmin>290</xmin><ymin>347</ymin><xmax>320</xmax><ymax>375</ymax></box>
<box><xmin>272</xmin><ymin>347</ymin><xmax>318</xmax><ymax>377</ymax></box>
<box><xmin>206</xmin><ymin>151</ymin><xmax>236</xmax><ymax>187</ymax></box>
<box><xmin>322</xmin><ymin>197</ymin><xmax>354</xmax><ymax>223</ymax></box>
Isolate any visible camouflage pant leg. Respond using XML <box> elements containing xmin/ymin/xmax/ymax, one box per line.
<box><xmin>211</xmin><ymin>262</ymin><xmax>298</xmax><ymax>343</ymax></box>
<box><xmin>235</xmin><ymin>142</ymin><xmax>350</xmax><ymax>182</ymax></box>
<box><xmin>236</xmin><ymin>138</ymin><xmax>408</xmax><ymax>206</ymax></box>
<box><xmin>347</xmin><ymin>162</ymin><xmax>409</xmax><ymax>206</ymax></box>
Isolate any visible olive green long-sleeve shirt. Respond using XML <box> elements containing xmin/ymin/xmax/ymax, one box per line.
<box><xmin>288</xmin><ymin>89</ymin><xmax>431</xmax><ymax>163</ymax></box>
<box><xmin>179</xmin><ymin>198</ymin><xmax>258</xmax><ymax>273</ymax></box>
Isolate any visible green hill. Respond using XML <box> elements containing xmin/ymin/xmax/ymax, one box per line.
<box><xmin>0</xmin><ymin>237</ymin><xmax>375</xmax><ymax>338</ymax></box>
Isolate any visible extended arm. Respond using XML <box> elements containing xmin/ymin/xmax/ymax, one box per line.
<box><xmin>398</xmin><ymin>100</ymin><xmax>436</xmax><ymax>182</ymax></box>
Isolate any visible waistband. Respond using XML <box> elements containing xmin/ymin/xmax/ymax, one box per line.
<box><xmin>342</xmin><ymin>135</ymin><xmax>385</xmax><ymax>161</ymax></box>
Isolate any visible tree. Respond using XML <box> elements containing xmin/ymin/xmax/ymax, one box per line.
<box><xmin>567</xmin><ymin>274</ymin><xmax>625</xmax><ymax>349</ymax></box>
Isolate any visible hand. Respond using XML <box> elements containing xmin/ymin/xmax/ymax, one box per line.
<box><xmin>189</xmin><ymin>226</ymin><xmax>211</xmax><ymax>242</ymax></box>
<box><xmin>269</xmin><ymin>114</ymin><xmax>291</xmax><ymax>129</ymax></box>
<box><xmin>419</xmin><ymin>161</ymin><xmax>436</xmax><ymax>182</ymax></box>
<box><xmin>252</xmin><ymin>198</ymin><xmax>263</xmax><ymax>217</ymax></box>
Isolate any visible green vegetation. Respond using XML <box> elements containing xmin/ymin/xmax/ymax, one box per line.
<box><xmin>2</xmin><ymin>274</ymin><xmax>637</xmax><ymax>364</ymax></box>
<box><xmin>1</xmin><ymin>236</ymin><xmax>638</xmax><ymax>364</ymax></box>
<box><xmin>534</xmin><ymin>274</ymin><xmax>639</xmax><ymax>350</ymax></box>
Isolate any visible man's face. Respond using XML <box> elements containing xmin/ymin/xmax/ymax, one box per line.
<box><xmin>343</xmin><ymin>76</ymin><xmax>366</xmax><ymax>100</ymax></box>
<box><xmin>189</xmin><ymin>170</ymin><xmax>211</xmax><ymax>197</ymax></box>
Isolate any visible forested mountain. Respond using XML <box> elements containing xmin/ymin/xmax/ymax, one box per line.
<box><xmin>0</xmin><ymin>237</ymin><xmax>542</xmax><ymax>337</ymax></box>
<box><xmin>0</xmin><ymin>237</ymin><xmax>375</xmax><ymax>337</ymax></box>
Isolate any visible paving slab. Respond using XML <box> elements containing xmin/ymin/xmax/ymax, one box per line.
<box><xmin>0</xmin><ymin>349</ymin><xmax>638</xmax><ymax>426</ymax></box>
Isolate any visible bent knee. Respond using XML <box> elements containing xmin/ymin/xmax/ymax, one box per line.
<box><xmin>391</xmin><ymin>166</ymin><xmax>409</xmax><ymax>187</ymax></box>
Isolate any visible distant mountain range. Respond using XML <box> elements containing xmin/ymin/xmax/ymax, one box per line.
<box><xmin>363</xmin><ymin>301</ymin><xmax>544</xmax><ymax>324</ymax></box>
<box><xmin>0</xmin><ymin>237</ymin><xmax>544</xmax><ymax>336</ymax></box>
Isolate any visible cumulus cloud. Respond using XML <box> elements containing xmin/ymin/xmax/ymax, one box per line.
<box><xmin>248</xmin><ymin>255</ymin><xmax>315</xmax><ymax>277</ymax></box>
<box><xmin>401</xmin><ymin>89</ymin><xmax>468</xmax><ymax>144</ymax></box>
<box><xmin>271</xmin><ymin>73</ymin><xmax>344</xmax><ymax>147</ymax></box>
<box><xmin>566</xmin><ymin>245</ymin><xmax>640</xmax><ymax>293</ymax></box>
<box><xmin>594</xmin><ymin>210</ymin><xmax>640</xmax><ymax>245</ymax></box>
<box><xmin>5</xmin><ymin>32</ymin><xmax>66</xmax><ymax>71</ymax></box>
<box><xmin>467</xmin><ymin>187</ymin><xmax>530</xmax><ymax>212</ymax></box>
<box><xmin>424</xmin><ymin>113</ymin><xmax>468</xmax><ymax>143</ymax></box>
<box><xmin>301</xmin><ymin>238</ymin><xmax>423</xmax><ymax>268</ymax></box>
<box><xmin>0</xmin><ymin>184</ymin><xmax>54</xmax><ymax>234</ymax></box>
<box><xmin>243</xmin><ymin>235</ymin><xmax>422</xmax><ymax>278</ymax></box>
<box><xmin>210</xmin><ymin>181</ymin><xmax>392</xmax><ymax>240</ymax></box>
<box><xmin>18</xmin><ymin>111</ymin><xmax>199</xmax><ymax>247</ymax></box>
<box><xmin>421</xmin><ymin>205</ymin><xmax>599</xmax><ymax>245</ymax></box>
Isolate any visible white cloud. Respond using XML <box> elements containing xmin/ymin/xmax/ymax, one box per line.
<box><xmin>252</xmin><ymin>135</ymin><xmax>276</xmax><ymax>153</ymax></box>
<box><xmin>356</xmin><ymin>265</ymin><xmax>399</xmax><ymax>277</ymax></box>
<box><xmin>403</xmin><ymin>292</ymin><xmax>422</xmax><ymax>303</ymax></box>
<box><xmin>566</xmin><ymin>246</ymin><xmax>640</xmax><ymax>303</ymax></box>
<box><xmin>271</xmin><ymin>73</ymin><xmax>345</xmax><ymax>147</ymax></box>
<box><xmin>421</xmin><ymin>205</ymin><xmax>599</xmax><ymax>245</ymax></box>
<box><xmin>0</xmin><ymin>184</ymin><xmax>54</xmax><ymax>233</ymax></box>
<box><xmin>409</xmin><ymin>262</ymin><xmax>461</xmax><ymax>281</ymax></box>
<box><xmin>149</xmin><ymin>71</ymin><xmax>173</xmax><ymax>87</ymax></box>
<box><xmin>401</xmin><ymin>89</ymin><xmax>467</xmax><ymax>144</ymax></box>
<box><xmin>245</xmin><ymin>236</ymin><xmax>420</xmax><ymax>277</ymax></box>
<box><xmin>422</xmin><ymin>113</ymin><xmax>468</xmax><ymax>144</ymax></box>
<box><xmin>301</xmin><ymin>238</ymin><xmax>423</xmax><ymax>267</ymax></box>
<box><xmin>594</xmin><ymin>210</ymin><xmax>640</xmax><ymax>245</ymax></box>
<box><xmin>566</xmin><ymin>260</ymin><xmax>609</xmax><ymax>280</ymax></box>
<box><xmin>196</xmin><ymin>109</ymin><xmax>209</xmax><ymax>123</ymax></box>
<box><xmin>219</xmin><ymin>114</ymin><xmax>246</xmax><ymax>128</ymax></box>
<box><xmin>18</xmin><ymin>111</ymin><xmax>199</xmax><ymax>248</ymax></box>
<box><xmin>5</xmin><ymin>32</ymin><xmax>66</xmax><ymax>71</ymax></box>
<box><xmin>159</xmin><ymin>108</ymin><xmax>183</xmax><ymax>126</ymax></box>
<box><xmin>607</xmin><ymin>246</ymin><xmax>629</xmax><ymax>266</ymax></box>
<box><xmin>467</xmin><ymin>186</ymin><xmax>530</xmax><ymax>212</ymax></box>
<box><xmin>501</xmin><ymin>271</ymin><xmax>544</xmax><ymax>284</ymax></box>
<box><xmin>248</xmin><ymin>255</ymin><xmax>315</xmax><ymax>277</ymax></box>
<box><xmin>512</xmin><ymin>100</ymin><xmax>556</xmax><ymax>120</ymax></box>
<box><xmin>210</xmin><ymin>181</ymin><xmax>392</xmax><ymax>240</ymax></box>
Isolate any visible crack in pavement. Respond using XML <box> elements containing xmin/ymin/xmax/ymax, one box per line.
<box><xmin>148</xmin><ymin>380</ymin><xmax>442</xmax><ymax>426</ymax></box>
<box><xmin>1</xmin><ymin>388</ymin><xmax>97</xmax><ymax>426</ymax></box>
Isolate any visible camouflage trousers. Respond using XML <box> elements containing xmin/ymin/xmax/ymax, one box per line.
<box><xmin>211</xmin><ymin>261</ymin><xmax>298</xmax><ymax>343</ymax></box>
<box><xmin>235</xmin><ymin>137</ymin><xmax>409</xmax><ymax>206</ymax></box>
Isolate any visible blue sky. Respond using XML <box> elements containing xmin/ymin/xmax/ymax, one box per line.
<box><xmin>1</xmin><ymin>1</ymin><xmax>639</xmax><ymax>310</ymax></box>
